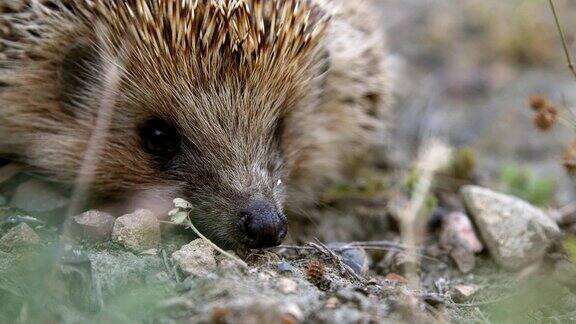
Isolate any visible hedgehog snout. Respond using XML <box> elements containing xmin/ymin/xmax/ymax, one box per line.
<box><xmin>237</xmin><ymin>199</ymin><xmax>287</xmax><ymax>249</ymax></box>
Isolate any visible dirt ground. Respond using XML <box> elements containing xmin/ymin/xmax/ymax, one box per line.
<box><xmin>2</xmin><ymin>0</ymin><xmax>576</xmax><ymax>323</ymax></box>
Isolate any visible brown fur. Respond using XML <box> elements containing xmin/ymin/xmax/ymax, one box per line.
<box><xmin>0</xmin><ymin>0</ymin><xmax>389</xmax><ymax>248</ymax></box>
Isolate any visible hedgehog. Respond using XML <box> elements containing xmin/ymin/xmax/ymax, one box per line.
<box><xmin>0</xmin><ymin>0</ymin><xmax>390</xmax><ymax>249</ymax></box>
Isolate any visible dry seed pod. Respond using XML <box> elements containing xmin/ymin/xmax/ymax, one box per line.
<box><xmin>529</xmin><ymin>95</ymin><xmax>547</xmax><ymax>111</ymax></box>
<box><xmin>305</xmin><ymin>259</ymin><xmax>330</xmax><ymax>290</ymax></box>
<box><xmin>534</xmin><ymin>106</ymin><xmax>558</xmax><ymax>131</ymax></box>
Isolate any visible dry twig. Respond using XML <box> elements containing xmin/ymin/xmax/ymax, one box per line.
<box><xmin>548</xmin><ymin>0</ymin><xmax>576</xmax><ymax>80</ymax></box>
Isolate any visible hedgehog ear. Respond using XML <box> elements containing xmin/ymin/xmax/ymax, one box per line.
<box><xmin>58</xmin><ymin>41</ymin><xmax>101</xmax><ymax>112</ymax></box>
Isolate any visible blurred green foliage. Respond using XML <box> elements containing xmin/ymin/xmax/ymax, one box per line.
<box><xmin>499</xmin><ymin>164</ymin><xmax>555</xmax><ymax>206</ymax></box>
<box><xmin>448</xmin><ymin>148</ymin><xmax>477</xmax><ymax>181</ymax></box>
<box><xmin>481</xmin><ymin>278</ymin><xmax>576</xmax><ymax>323</ymax></box>
<box><xmin>0</xmin><ymin>244</ymin><xmax>176</xmax><ymax>323</ymax></box>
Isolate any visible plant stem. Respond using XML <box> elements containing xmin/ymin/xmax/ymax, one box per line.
<box><xmin>185</xmin><ymin>216</ymin><xmax>249</xmax><ymax>269</ymax></box>
<box><xmin>549</xmin><ymin>0</ymin><xmax>576</xmax><ymax>80</ymax></box>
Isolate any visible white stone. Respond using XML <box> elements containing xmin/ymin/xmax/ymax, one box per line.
<box><xmin>461</xmin><ymin>186</ymin><xmax>560</xmax><ymax>270</ymax></box>
<box><xmin>278</xmin><ymin>277</ymin><xmax>298</xmax><ymax>294</ymax></box>
<box><xmin>172</xmin><ymin>239</ymin><xmax>217</xmax><ymax>277</ymax></box>
<box><xmin>112</xmin><ymin>209</ymin><xmax>160</xmax><ymax>252</ymax></box>
<box><xmin>450</xmin><ymin>285</ymin><xmax>480</xmax><ymax>303</ymax></box>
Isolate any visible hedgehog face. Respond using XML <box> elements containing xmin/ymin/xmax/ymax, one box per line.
<box><xmin>0</xmin><ymin>0</ymin><xmax>330</xmax><ymax>250</ymax></box>
<box><xmin>134</xmin><ymin>100</ymin><xmax>291</xmax><ymax>250</ymax></box>
<box><xmin>53</xmin><ymin>38</ymin><xmax>316</xmax><ymax>249</ymax></box>
<box><xmin>137</xmin><ymin>113</ymin><xmax>290</xmax><ymax>250</ymax></box>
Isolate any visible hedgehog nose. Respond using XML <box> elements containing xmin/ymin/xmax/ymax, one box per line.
<box><xmin>238</xmin><ymin>200</ymin><xmax>287</xmax><ymax>249</ymax></box>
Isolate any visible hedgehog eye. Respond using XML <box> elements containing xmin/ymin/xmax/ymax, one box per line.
<box><xmin>139</xmin><ymin>118</ymin><xmax>181</xmax><ymax>160</ymax></box>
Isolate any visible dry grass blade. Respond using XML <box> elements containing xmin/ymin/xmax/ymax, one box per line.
<box><xmin>183</xmin><ymin>215</ymin><xmax>249</xmax><ymax>270</ymax></box>
<box><xmin>398</xmin><ymin>139</ymin><xmax>452</xmax><ymax>290</ymax></box>
<box><xmin>548</xmin><ymin>0</ymin><xmax>576</xmax><ymax>80</ymax></box>
<box><xmin>168</xmin><ymin>201</ymin><xmax>249</xmax><ymax>270</ymax></box>
<box><xmin>66</xmin><ymin>27</ymin><xmax>125</xmax><ymax>218</ymax></box>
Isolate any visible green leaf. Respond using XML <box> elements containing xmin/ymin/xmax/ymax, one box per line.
<box><xmin>173</xmin><ymin>198</ymin><xmax>193</xmax><ymax>210</ymax></box>
<box><xmin>170</xmin><ymin>211</ymin><xmax>189</xmax><ymax>225</ymax></box>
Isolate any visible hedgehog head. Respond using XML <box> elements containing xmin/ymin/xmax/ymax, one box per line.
<box><xmin>2</xmin><ymin>0</ymin><xmax>330</xmax><ymax>249</ymax></box>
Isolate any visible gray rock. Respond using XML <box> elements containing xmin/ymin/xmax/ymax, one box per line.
<box><xmin>112</xmin><ymin>209</ymin><xmax>160</xmax><ymax>252</ymax></box>
<box><xmin>0</xmin><ymin>223</ymin><xmax>40</xmax><ymax>252</ymax></box>
<box><xmin>278</xmin><ymin>260</ymin><xmax>297</xmax><ymax>275</ymax></box>
<box><xmin>67</xmin><ymin>210</ymin><xmax>115</xmax><ymax>243</ymax></box>
<box><xmin>328</xmin><ymin>243</ymin><xmax>369</xmax><ymax>275</ymax></box>
<box><xmin>0</xmin><ymin>194</ymin><xmax>6</xmax><ymax>206</ymax></box>
<box><xmin>172</xmin><ymin>239</ymin><xmax>217</xmax><ymax>277</ymax></box>
<box><xmin>461</xmin><ymin>186</ymin><xmax>560</xmax><ymax>270</ymax></box>
<box><xmin>10</xmin><ymin>179</ymin><xmax>68</xmax><ymax>213</ymax></box>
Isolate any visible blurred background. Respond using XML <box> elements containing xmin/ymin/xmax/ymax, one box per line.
<box><xmin>378</xmin><ymin>0</ymin><xmax>576</xmax><ymax>204</ymax></box>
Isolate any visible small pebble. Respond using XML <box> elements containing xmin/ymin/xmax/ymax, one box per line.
<box><xmin>172</xmin><ymin>239</ymin><xmax>217</xmax><ymax>277</ymax></box>
<box><xmin>0</xmin><ymin>223</ymin><xmax>40</xmax><ymax>252</ymax></box>
<box><xmin>112</xmin><ymin>209</ymin><xmax>160</xmax><ymax>252</ymax></box>
<box><xmin>328</xmin><ymin>242</ymin><xmax>369</xmax><ymax>275</ymax></box>
<box><xmin>450</xmin><ymin>285</ymin><xmax>479</xmax><ymax>303</ymax></box>
<box><xmin>278</xmin><ymin>260</ymin><xmax>297</xmax><ymax>275</ymax></box>
<box><xmin>440</xmin><ymin>212</ymin><xmax>482</xmax><ymax>273</ymax></box>
<box><xmin>325</xmin><ymin>297</ymin><xmax>340</xmax><ymax>309</ymax></box>
<box><xmin>68</xmin><ymin>210</ymin><xmax>115</xmax><ymax>243</ymax></box>
<box><xmin>440</xmin><ymin>212</ymin><xmax>483</xmax><ymax>253</ymax></box>
<box><xmin>278</xmin><ymin>277</ymin><xmax>298</xmax><ymax>294</ymax></box>
<box><xmin>385</xmin><ymin>273</ymin><xmax>408</xmax><ymax>285</ymax></box>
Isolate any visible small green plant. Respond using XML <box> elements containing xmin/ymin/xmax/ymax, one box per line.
<box><xmin>499</xmin><ymin>164</ymin><xmax>555</xmax><ymax>206</ymax></box>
